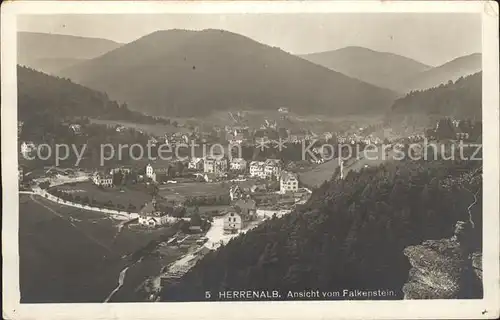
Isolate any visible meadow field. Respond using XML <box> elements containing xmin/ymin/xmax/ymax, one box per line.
<box><xmin>158</xmin><ymin>181</ymin><xmax>229</xmax><ymax>202</ymax></box>
<box><xmin>19</xmin><ymin>194</ymin><xmax>178</xmax><ymax>302</ymax></box>
<box><xmin>298</xmin><ymin>159</ymin><xmax>340</xmax><ymax>188</ymax></box>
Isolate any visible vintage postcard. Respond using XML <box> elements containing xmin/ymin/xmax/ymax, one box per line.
<box><xmin>2</xmin><ymin>1</ymin><xmax>499</xmax><ymax>319</ymax></box>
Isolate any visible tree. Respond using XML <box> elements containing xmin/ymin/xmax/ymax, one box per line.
<box><xmin>39</xmin><ymin>181</ymin><xmax>50</xmax><ymax>189</ymax></box>
<box><xmin>191</xmin><ymin>212</ymin><xmax>202</xmax><ymax>226</ymax></box>
<box><xmin>436</xmin><ymin>118</ymin><xmax>455</xmax><ymax>140</ymax></box>
<box><xmin>176</xmin><ymin>162</ymin><xmax>185</xmax><ymax>177</ymax></box>
<box><xmin>149</xmin><ymin>184</ymin><xmax>159</xmax><ymax>197</ymax></box>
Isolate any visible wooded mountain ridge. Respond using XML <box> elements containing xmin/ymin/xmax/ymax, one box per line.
<box><xmin>300</xmin><ymin>46</ymin><xmax>432</xmax><ymax>92</ymax></box>
<box><xmin>18</xmin><ymin>66</ymin><xmax>169</xmax><ymax>132</ymax></box>
<box><xmin>18</xmin><ymin>32</ymin><xmax>122</xmax><ymax>74</ymax></box>
<box><xmin>58</xmin><ymin>29</ymin><xmax>398</xmax><ymax>117</ymax></box>
<box><xmin>391</xmin><ymin>72</ymin><xmax>481</xmax><ymax>119</ymax></box>
<box><xmin>301</xmin><ymin>48</ymin><xmax>481</xmax><ymax>93</ymax></box>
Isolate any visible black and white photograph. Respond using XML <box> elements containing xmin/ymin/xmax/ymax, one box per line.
<box><xmin>2</xmin><ymin>1</ymin><xmax>499</xmax><ymax>319</ymax></box>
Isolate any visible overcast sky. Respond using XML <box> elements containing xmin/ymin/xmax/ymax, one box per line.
<box><xmin>18</xmin><ymin>13</ymin><xmax>481</xmax><ymax>66</ymax></box>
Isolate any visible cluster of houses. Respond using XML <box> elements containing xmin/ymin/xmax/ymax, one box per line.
<box><xmin>138</xmin><ymin>197</ymin><xmax>173</xmax><ymax>228</ymax></box>
<box><xmin>90</xmin><ymin>166</ymin><xmax>132</xmax><ymax>187</ymax></box>
<box><xmin>279</xmin><ymin>171</ymin><xmax>299</xmax><ymax>193</ymax></box>
<box><xmin>136</xmin><ymin>193</ymin><xmax>259</xmax><ymax>232</ymax></box>
<box><xmin>140</xmin><ymin>123</ymin><xmax>340</xmax><ymax>149</ymax></box>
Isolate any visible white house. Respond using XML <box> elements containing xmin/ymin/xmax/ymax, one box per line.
<box><xmin>264</xmin><ymin>159</ymin><xmax>282</xmax><ymax>179</ymax></box>
<box><xmin>145</xmin><ymin>163</ymin><xmax>168</xmax><ymax>182</ymax></box>
<box><xmin>92</xmin><ymin>172</ymin><xmax>113</xmax><ymax>187</ymax></box>
<box><xmin>280</xmin><ymin>171</ymin><xmax>299</xmax><ymax>193</ymax></box>
<box><xmin>223</xmin><ymin>212</ymin><xmax>242</xmax><ymax>234</ymax></box>
<box><xmin>138</xmin><ymin>200</ymin><xmax>169</xmax><ymax>228</ymax></box>
<box><xmin>203</xmin><ymin>156</ymin><xmax>227</xmax><ymax>175</ymax></box>
<box><xmin>69</xmin><ymin>124</ymin><xmax>82</xmax><ymax>135</ymax></box>
<box><xmin>229</xmin><ymin>185</ymin><xmax>243</xmax><ymax>201</ymax></box>
<box><xmin>323</xmin><ymin>132</ymin><xmax>334</xmax><ymax>141</ymax></box>
<box><xmin>230</xmin><ymin>158</ymin><xmax>247</xmax><ymax>172</ymax></box>
<box><xmin>249</xmin><ymin>161</ymin><xmax>266</xmax><ymax>179</ymax></box>
<box><xmin>146</xmin><ymin>163</ymin><xmax>156</xmax><ymax>181</ymax></box>
<box><xmin>248</xmin><ymin>158</ymin><xmax>282</xmax><ymax>179</ymax></box>
<box><xmin>188</xmin><ymin>157</ymin><xmax>204</xmax><ymax>171</ymax></box>
<box><xmin>110</xmin><ymin>166</ymin><xmax>132</xmax><ymax>175</ymax></box>
<box><xmin>20</xmin><ymin>141</ymin><xmax>36</xmax><ymax>158</ymax></box>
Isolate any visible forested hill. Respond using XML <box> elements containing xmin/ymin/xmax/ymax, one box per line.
<box><xmin>18</xmin><ymin>66</ymin><xmax>166</xmax><ymax>124</ymax></box>
<box><xmin>402</xmin><ymin>53</ymin><xmax>481</xmax><ymax>92</ymax></box>
<box><xmin>162</xmin><ymin>157</ymin><xmax>482</xmax><ymax>301</ymax></box>
<box><xmin>18</xmin><ymin>32</ymin><xmax>121</xmax><ymax>74</ymax></box>
<box><xmin>59</xmin><ymin>29</ymin><xmax>397</xmax><ymax>117</ymax></box>
<box><xmin>390</xmin><ymin>72</ymin><xmax>481</xmax><ymax>118</ymax></box>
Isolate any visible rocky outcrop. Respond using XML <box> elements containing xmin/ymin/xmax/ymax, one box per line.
<box><xmin>403</xmin><ymin>221</ymin><xmax>483</xmax><ymax>299</ymax></box>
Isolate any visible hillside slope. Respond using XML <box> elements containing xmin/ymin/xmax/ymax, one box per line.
<box><xmin>391</xmin><ymin>72</ymin><xmax>481</xmax><ymax>118</ymax></box>
<box><xmin>18</xmin><ymin>32</ymin><xmax>122</xmax><ymax>74</ymax></box>
<box><xmin>300</xmin><ymin>46</ymin><xmax>431</xmax><ymax>92</ymax></box>
<box><xmin>59</xmin><ymin>29</ymin><xmax>398</xmax><ymax>117</ymax></box>
<box><xmin>18</xmin><ymin>66</ymin><xmax>167</xmax><ymax>130</ymax></box>
<box><xmin>402</xmin><ymin>53</ymin><xmax>481</xmax><ymax>92</ymax></box>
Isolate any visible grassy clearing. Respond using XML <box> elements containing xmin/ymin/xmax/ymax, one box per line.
<box><xmin>298</xmin><ymin>159</ymin><xmax>340</xmax><ymax>188</ymax></box>
<box><xmin>53</xmin><ymin>181</ymin><xmax>152</xmax><ymax>209</ymax></box>
<box><xmin>158</xmin><ymin>182</ymin><xmax>229</xmax><ymax>202</ymax></box>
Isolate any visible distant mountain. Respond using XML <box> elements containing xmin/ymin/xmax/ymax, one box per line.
<box><xmin>18</xmin><ymin>66</ymin><xmax>167</xmax><ymax>129</ymax></box>
<box><xmin>391</xmin><ymin>72</ymin><xmax>481</xmax><ymax>118</ymax></box>
<box><xmin>300</xmin><ymin>46</ymin><xmax>431</xmax><ymax>92</ymax></box>
<box><xmin>402</xmin><ymin>53</ymin><xmax>481</xmax><ymax>92</ymax></box>
<box><xmin>17</xmin><ymin>32</ymin><xmax>122</xmax><ymax>74</ymax></box>
<box><xmin>59</xmin><ymin>29</ymin><xmax>398</xmax><ymax>117</ymax></box>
